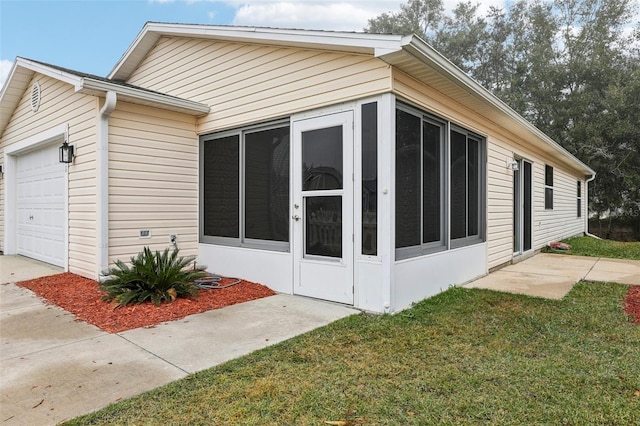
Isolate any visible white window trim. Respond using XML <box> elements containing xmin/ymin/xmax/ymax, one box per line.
<box><xmin>394</xmin><ymin>102</ymin><xmax>486</xmax><ymax>260</ymax></box>
<box><xmin>545</xmin><ymin>164</ymin><xmax>554</xmax><ymax>210</ymax></box>
<box><xmin>200</xmin><ymin>119</ymin><xmax>290</xmax><ymax>252</ymax></box>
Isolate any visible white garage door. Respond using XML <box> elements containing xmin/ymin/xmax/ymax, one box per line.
<box><xmin>16</xmin><ymin>144</ymin><xmax>66</xmax><ymax>267</ymax></box>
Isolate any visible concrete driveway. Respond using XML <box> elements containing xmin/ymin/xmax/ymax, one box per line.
<box><xmin>464</xmin><ymin>253</ymin><xmax>640</xmax><ymax>298</ymax></box>
<box><xmin>0</xmin><ymin>255</ymin><xmax>359</xmax><ymax>425</ymax></box>
<box><xmin>2</xmin><ymin>253</ymin><xmax>638</xmax><ymax>424</ymax></box>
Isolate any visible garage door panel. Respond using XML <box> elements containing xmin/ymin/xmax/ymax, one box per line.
<box><xmin>16</xmin><ymin>144</ymin><xmax>66</xmax><ymax>267</ymax></box>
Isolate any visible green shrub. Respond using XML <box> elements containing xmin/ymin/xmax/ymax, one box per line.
<box><xmin>100</xmin><ymin>247</ymin><xmax>208</xmax><ymax>307</ymax></box>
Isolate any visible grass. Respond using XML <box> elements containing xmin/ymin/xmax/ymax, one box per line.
<box><xmin>66</xmin><ymin>282</ymin><xmax>639</xmax><ymax>425</ymax></box>
<box><xmin>548</xmin><ymin>235</ymin><xmax>640</xmax><ymax>260</ymax></box>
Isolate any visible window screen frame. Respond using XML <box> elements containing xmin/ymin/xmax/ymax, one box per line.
<box><xmin>449</xmin><ymin>124</ymin><xmax>486</xmax><ymax>250</ymax></box>
<box><xmin>545</xmin><ymin>165</ymin><xmax>554</xmax><ymax>210</ymax></box>
<box><xmin>577</xmin><ymin>180</ymin><xmax>582</xmax><ymax>218</ymax></box>
<box><xmin>395</xmin><ymin>104</ymin><xmax>448</xmax><ymax>260</ymax></box>
<box><xmin>361</xmin><ymin>101</ymin><xmax>379</xmax><ymax>256</ymax></box>
<box><xmin>200</xmin><ymin>119</ymin><xmax>291</xmax><ymax>252</ymax></box>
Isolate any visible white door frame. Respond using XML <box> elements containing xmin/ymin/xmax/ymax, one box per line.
<box><xmin>291</xmin><ymin>110</ymin><xmax>354</xmax><ymax>304</ymax></box>
<box><xmin>513</xmin><ymin>158</ymin><xmax>533</xmax><ymax>256</ymax></box>
<box><xmin>4</xmin><ymin>124</ymin><xmax>69</xmax><ymax>270</ymax></box>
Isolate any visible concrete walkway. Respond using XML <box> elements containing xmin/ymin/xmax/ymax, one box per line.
<box><xmin>2</xmin><ymin>253</ymin><xmax>639</xmax><ymax>424</ymax></box>
<box><xmin>0</xmin><ymin>256</ymin><xmax>359</xmax><ymax>425</ymax></box>
<box><xmin>464</xmin><ymin>253</ymin><xmax>640</xmax><ymax>298</ymax></box>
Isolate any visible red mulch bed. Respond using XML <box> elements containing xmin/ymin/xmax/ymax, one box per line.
<box><xmin>17</xmin><ymin>272</ymin><xmax>276</xmax><ymax>333</ymax></box>
<box><xmin>623</xmin><ymin>286</ymin><xmax>640</xmax><ymax>324</ymax></box>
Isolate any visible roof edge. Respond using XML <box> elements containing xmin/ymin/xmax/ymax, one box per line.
<box><xmin>80</xmin><ymin>78</ymin><xmax>210</xmax><ymax>115</ymax></box>
<box><xmin>108</xmin><ymin>22</ymin><xmax>404</xmax><ymax>80</ymax></box>
<box><xmin>392</xmin><ymin>35</ymin><xmax>595</xmax><ymax>176</ymax></box>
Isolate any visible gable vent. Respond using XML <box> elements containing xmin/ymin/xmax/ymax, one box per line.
<box><xmin>31</xmin><ymin>81</ymin><xmax>41</xmax><ymax>112</ymax></box>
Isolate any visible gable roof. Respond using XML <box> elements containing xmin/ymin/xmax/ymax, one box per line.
<box><xmin>110</xmin><ymin>22</ymin><xmax>594</xmax><ymax>177</ymax></box>
<box><xmin>0</xmin><ymin>57</ymin><xmax>210</xmax><ymax>135</ymax></box>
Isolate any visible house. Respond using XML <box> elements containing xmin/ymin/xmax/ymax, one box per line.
<box><xmin>0</xmin><ymin>23</ymin><xmax>594</xmax><ymax>313</ymax></box>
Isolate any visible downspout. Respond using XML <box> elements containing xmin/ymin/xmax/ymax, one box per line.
<box><xmin>98</xmin><ymin>91</ymin><xmax>117</xmax><ymax>279</ymax></box>
<box><xmin>585</xmin><ymin>174</ymin><xmax>601</xmax><ymax>240</ymax></box>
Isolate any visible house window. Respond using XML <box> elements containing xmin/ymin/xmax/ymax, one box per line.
<box><xmin>362</xmin><ymin>102</ymin><xmax>378</xmax><ymax>256</ymax></box>
<box><xmin>450</xmin><ymin>127</ymin><xmax>482</xmax><ymax>246</ymax></box>
<box><xmin>395</xmin><ymin>106</ymin><xmax>446</xmax><ymax>259</ymax></box>
<box><xmin>545</xmin><ymin>165</ymin><xmax>554</xmax><ymax>210</ymax></box>
<box><xmin>201</xmin><ymin>121</ymin><xmax>290</xmax><ymax>251</ymax></box>
<box><xmin>395</xmin><ymin>103</ymin><xmax>483</xmax><ymax>259</ymax></box>
<box><xmin>577</xmin><ymin>181</ymin><xmax>582</xmax><ymax>217</ymax></box>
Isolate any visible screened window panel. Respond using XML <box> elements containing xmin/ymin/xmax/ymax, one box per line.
<box><xmin>305</xmin><ymin>196</ymin><xmax>342</xmax><ymax>258</ymax></box>
<box><xmin>362</xmin><ymin>102</ymin><xmax>378</xmax><ymax>255</ymax></box>
<box><xmin>244</xmin><ymin>127</ymin><xmax>290</xmax><ymax>242</ymax></box>
<box><xmin>203</xmin><ymin>135</ymin><xmax>239</xmax><ymax>238</ymax></box>
<box><xmin>513</xmin><ymin>166</ymin><xmax>520</xmax><ymax>252</ymax></box>
<box><xmin>545</xmin><ymin>165</ymin><xmax>554</xmax><ymax>186</ymax></box>
<box><xmin>524</xmin><ymin>161</ymin><xmax>532</xmax><ymax>251</ymax></box>
<box><xmin>450</xmin><ymin>130</ymin><xmax>467</xmax><ymax>240</ymax></box>
<box><xmin>467</xmin><ymin>137</ymin><xmax>479</xmax><ymax>237</ymax></box>
<box><xmin>395</xmin><ymin>109</ymin><xmax>421</xmax><ymax>248</ymax></box>
<box><xmin>545</xmin><ymin>188</ymin><xmax>554</xmax><ymax>210</ymax></box>
<box><xmin>545</xmin><ymin>165</ymin><xmax>554</xmax><ymax>210</ymax></box>
<box><xmin>577</xmin><ymin>181</ymin><xmax>582</xmax><ymax>217</ymax></box>
<box><xmin>302</xmin><ymin>126</ymin><xmax>343</xmax><ymax>191</ymax></box>
<box><xmin>422</xmin><ymin>121</ymin><xmax>441</xmax><ymax>244</ymax></box>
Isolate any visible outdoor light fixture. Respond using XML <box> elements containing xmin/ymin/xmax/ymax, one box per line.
<box><xmin>59</xmin><ymin>140</ymin><xmax>75</xmax><ymax>164</ymax></box>
<box><xmin>506</xmin><ymin>158</ymin><xmax>519</xmax><ymax>171</ymax></box>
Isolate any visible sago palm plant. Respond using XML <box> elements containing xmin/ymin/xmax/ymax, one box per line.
<box><xmin>100</xmin><ymin>247</ymin><xmax>208</xmax><ymax>307</ymax></box>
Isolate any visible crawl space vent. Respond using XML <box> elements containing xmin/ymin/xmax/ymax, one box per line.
<box><xmin>31</xmin><ymin>81</ymin><xmax>41</xmax><ymax>112</ymax></box>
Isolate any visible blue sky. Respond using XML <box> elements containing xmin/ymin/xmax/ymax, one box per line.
<box><xmin>1</xmin><ymin>0</ymin><xmax>423</xmax><ymax>86</ymax></box>
<box><xmin>4</xmin><ymin>0</ymin><xmax>518</xmax><ymax>86</ymax></box>
<box><xmin>2</xmin><ymin>0</ymin><xmax>638</xmax><ymax>89</ymax></box>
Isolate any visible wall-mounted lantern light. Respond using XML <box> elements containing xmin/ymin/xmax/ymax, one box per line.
<box><xmin>59</xmin><ymin>140</ymin><xmax>75</xmax><ymax>164</ymax></box>
<box><xmin>506</xmin><ymin>157</ymin><xmax>519</xmax><ymax>171</ymax></box>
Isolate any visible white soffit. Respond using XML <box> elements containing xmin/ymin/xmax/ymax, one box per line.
<box><xmin>381</xmin><ymin>35</ymin><xmax>595</xmax><ymax>176</ymax></box>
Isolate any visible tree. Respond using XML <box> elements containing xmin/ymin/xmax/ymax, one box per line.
<box><xmin>365</xmin><ymin>0</ymin><xmax>640</xmax><ymax>238</ymax></box>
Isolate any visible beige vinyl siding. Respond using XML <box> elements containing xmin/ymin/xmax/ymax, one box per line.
<box><xmin>392</xmin><ymin>69</ymin><xmax>587</xmax><ymax>268</ymax></box>
<box><xmin>533</xmin><ymin>162</ymin><xmax>585</xmax><ymax>247</ymax></box>
<box><xmin>108</xmin><ymin>101</ymin><xmax>198</xmax><ymax>265</ymax></box>
<box><xmin>126</xmin><ymin>37</ymin><xmax>392</xmax><ymax>132</ymax></box>
<box><xmin>486</xmin><ymin>139</ymin><xmax>516</xmax><ymax>266</ymax></box>
<box><xmin>0</xmin><ymin>74</ymin><xmax>98</xmax><ymax>278</ymax></box>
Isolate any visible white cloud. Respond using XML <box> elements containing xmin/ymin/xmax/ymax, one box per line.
<box><xmin>225</xmin><ymin>1</ymin><xmax>509</xmax><ymax>33</ymax></box>
<box><xmin>229</xmin><ymin>1</ymin><xmax>403</xmax><ymax>32</ymax></box>
<box><xmin>0</xmin><ymin>59</ymin><xmax>14</xmax><ymax>90</ymax></box>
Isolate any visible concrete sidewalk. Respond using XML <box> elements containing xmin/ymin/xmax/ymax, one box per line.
<box><xmin>0</xmin><ymin>256</ymin><xmax>359</xmax><ymax>425</ymax></box>
<box><xmin>464</xmin><ymin>253</ymin><xmax>640</xmax><ymax>298</ymax></box>
<box><xmin>2</xmin><ymin>253</ymin><xmax>638</xmax><ymax>424</ymax></box>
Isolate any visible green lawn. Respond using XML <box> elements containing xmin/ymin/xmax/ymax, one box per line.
<box><xmin>67</xmin><ymin>281</ymin><xmax>639</xmax><ymax>425</ymax></box>
<box><xmin>554</xmin><ymin>236</ymin><xmax>640</xmax><ymax>260</ymax></box>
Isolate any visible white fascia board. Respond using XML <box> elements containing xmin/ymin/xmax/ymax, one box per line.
<box><xmin>0</xmin><ymin>60</ymin><xmax>20</xmax><ymax>102</ymax></box>
<box><xmin>1</xmin><ymin>58</ymin><xmax>83</xmax><ymax>136</ymax></box>
<box><xmin>108</xmin><ymin>27</ymin><xmax>161</xmax><ymax>80</ymax></box>
<box><xmin>396</xmin><ymin>36</ymin><xmax>595</xmax><ymax>177</ymax></box>
<box><xmin>0</xmin><ymin>61</ymin><xmax>24</xmax><ymax>136</ymax></box>
<box><xmin>150</xmin><ymin>22</ymin><xmax>403</xmax><ymax>50</ymax></box>
<box><xmin>15</xmin><ymin>57</ymin><xmax>84</xmax><ymax>88</ymax></box>
<box><xmin>109</xmin><ymin>22</ymin><xmax>404</xmax><ymax>80</ymax></box>
<box><xmin>79</xmin><ymin>78</ymin><xmax>210</xmax><ymax>115</ymax></box>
